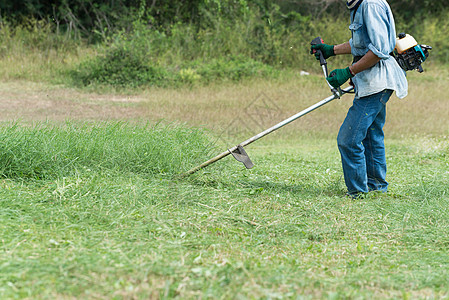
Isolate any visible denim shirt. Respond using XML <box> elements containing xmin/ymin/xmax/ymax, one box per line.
<box><xmin>349</xmin><ymin>0</ymin><xmax>408</xmax><ymax>99</ymax></box>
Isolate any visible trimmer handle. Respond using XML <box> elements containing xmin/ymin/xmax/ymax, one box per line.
<box><xmin>311</xmin><ymin>36</ymin><xmax>340</xmax><ymax>98</ymax></box>
<box><xmin>311</xmin><ymin>36</ymin><xmax>327</xmax><ymax>66</ymax></box>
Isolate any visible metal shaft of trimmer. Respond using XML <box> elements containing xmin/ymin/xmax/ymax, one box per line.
<box><xmin>185</xmin><ymin>85</ymin><xmax>354</xmax><ymax>175</ymax></box>
<box><xmin>310</xmin><ymin>36</ymin><xmax>340</xmax><ymax>98</ymax></box>
<box><xmin>322</xmin><ymin>65</ymin><xmax>340</xmax><ymax>97</ymax></box>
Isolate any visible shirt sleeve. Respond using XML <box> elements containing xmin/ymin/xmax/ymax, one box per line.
<box><xmin>362</xmin><ymin>3</ymin><xmax>393</xmax><ymax>59</ymax></box>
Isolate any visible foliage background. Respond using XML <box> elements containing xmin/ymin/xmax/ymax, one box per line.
<box><xmin>0</xmin><ymin>0</ymin><xmax>447</xmax><ymax>87</ymax></box>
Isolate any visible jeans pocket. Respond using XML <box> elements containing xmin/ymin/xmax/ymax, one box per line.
<box><xmin>379</xmin><ymin>89</ymin><xmax>393</xmax><ymax>105</ymax></box>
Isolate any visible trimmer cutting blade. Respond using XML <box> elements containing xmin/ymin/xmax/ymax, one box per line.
<box><xmin>230</xmin><ymin>145</ymin><xmax>254</xmax><ymax>169</ymax></box>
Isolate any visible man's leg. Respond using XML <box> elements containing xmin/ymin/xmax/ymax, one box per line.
<box><xmin>363</xmin><ymin>90</ymin><xmax>393</xmax><ymax>192</ymax></box>
<box><xmin>337</xmin><ymin>90</ymin><xmax>391</xmax><ymax>195</ymax></box>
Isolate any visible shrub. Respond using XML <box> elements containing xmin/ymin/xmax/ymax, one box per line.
<box><xmin>70</xmin><ymin>20</ymin><xmax>278</xmax><ymax>88</ymax></box>
<box><xmin>72</xmin><ymin>47</ymin><xmax>169</xmax><ymax>88</ymax></box>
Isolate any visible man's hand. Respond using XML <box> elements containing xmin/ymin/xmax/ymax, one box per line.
<box><xmin>327</xmin><ymin>67</ymin><xmax>354</xmax><ymax>88</ymax></box>
<box><xmin>310</xmin><ymin>44</ymin><xmax>335</xmax><ymax>60</ymax></box>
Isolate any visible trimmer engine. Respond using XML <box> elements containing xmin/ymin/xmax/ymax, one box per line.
<box><xmin>391</xmin><ymin>33</ymin><xmax>432</xmax><ymax>73</ymax></box>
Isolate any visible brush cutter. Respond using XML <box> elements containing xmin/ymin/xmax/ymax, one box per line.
<box><xmin>186</xmin><ymin>37</ymin><xmax>354</xmax><ymax>175</ymax></box>
<box><xmin>186</xmin><ymin>84</ymin><xmax>353</xmax><ymax>175</ymax></box>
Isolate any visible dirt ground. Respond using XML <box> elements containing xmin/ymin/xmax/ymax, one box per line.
<box><xmin>0</xmin><ymin>81</ymin><xmax>150</xmax><ymax>122</ymax></box>
<box><xmin>1</xmin><ymin>74</ymin><xmax>448</xmax><ymax>138</ymax></box>
<box><xmin>0</xmin><ymin>78</ymin><xmax>319</xmax><ymax>128</ymax></box>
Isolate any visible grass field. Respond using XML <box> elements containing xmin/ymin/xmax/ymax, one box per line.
<box><xmin>1</xmin><ymin>67</ymin><xmax>449</xmax><ymax>299</ymax></box>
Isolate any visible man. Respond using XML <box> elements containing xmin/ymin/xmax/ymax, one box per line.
<box><xmin>311</xmin><ymin>0</ymin><xmax>407</xmax><ymax>198</ymax></box>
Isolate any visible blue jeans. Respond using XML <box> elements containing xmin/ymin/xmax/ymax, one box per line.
<box><xmin>337</xmin><ymin>89</ymin><xmax>393</xmax><ymax>195</ymax></box>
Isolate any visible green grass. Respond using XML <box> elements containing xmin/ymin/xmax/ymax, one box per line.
<box><xmin>1</xmin><ymin>123</ymin><xmax>448</xmax><ymax>299</ymax></box>
<box><xmin>0</xmin><ymin>122</ymin><xmax>214</xmax><ymax>179</ymax></box>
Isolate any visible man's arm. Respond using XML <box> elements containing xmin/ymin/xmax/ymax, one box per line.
<box><xmin>326</xmin><ymin>44</ymin><xmax>382</xmax><ymax>88</ymax></box>
<box><xmin>349</xmin><ymin>50</ymin><xmax>381</xmax><ymax>75</ymax></box>
<box><xmin>334</xmin><ymin>42</ymin><xmax>352</xmax><ymax>55</ymax></box>
<box><xmin>334</xmin><ymin>42</ymin><xmax>381</xmax><ymax>75</ymax></box>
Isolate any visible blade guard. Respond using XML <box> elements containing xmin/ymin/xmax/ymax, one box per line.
<box><xmin>230</xmin><ymin>145</ymin><xmax>254</xmax><ymax>169</ymax></box>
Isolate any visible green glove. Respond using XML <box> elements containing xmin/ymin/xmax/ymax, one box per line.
<box><xmin>310</xmin><ymin>44</ymin><xmax>335</xmax><ymax>60</ymax></box>
<box><xmin>327</xmin><ymin>67</ymin><xmax>354</xmax><ymax>88</ymax></box>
